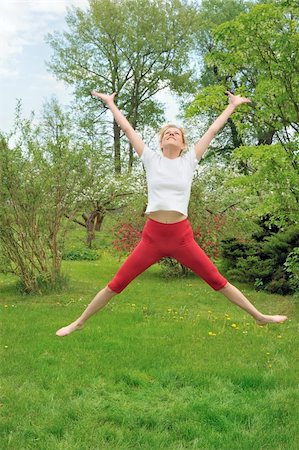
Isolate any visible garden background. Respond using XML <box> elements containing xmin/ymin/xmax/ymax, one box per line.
<box><xmin>1</xmin><ymin>1</ymin><xmax>298</xmax><ymax>449</ymax></box>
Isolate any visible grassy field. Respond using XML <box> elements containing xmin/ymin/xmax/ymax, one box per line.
<box><xmin>1</xmin><ymin>245</ymin><xmax>298</xmax><ymax>449</ymax></box>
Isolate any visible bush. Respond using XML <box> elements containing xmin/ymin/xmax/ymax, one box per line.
<box><xmin>15</xmin><ymin>272</ymin><xmax>69</xmax><ymax>295</ymax></box>
<box><xmin>159</xmin><ymin>257</ymin><xmax>192</xmax><ymax>279</ymax></box>
<box><xmin>62</xmin><ymin>249</ymin><xmax>100</xmax><ymax>261</ymax></box>
<box><xmin>221</xmin><ymin>225</ymin><xmax>299</xmax><ymax>294</ymax></box>
<box><xmin>111</xmin><ymin>222</ymin><xmax>143</xmax><ymax>256</ymax></box>
<box><xmin>284</xmin><ymin>248</ymin><xmax>299</xmax><ymax>292</ymax></box>
<box><xmin>0</xmin><ymin>251</ymin><xmax>11</xmax><ymax>274</ymax></box>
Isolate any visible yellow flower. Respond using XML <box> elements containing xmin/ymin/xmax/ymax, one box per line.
<box><xmin>277</xmin><ymin>335</ymin><xmax>282</xmax><ymax>339</ymax></box>
<box><xmin>231</xmin><ymin>323</ymin><xmax>238</xmax><ymax>328</ymax></box>
<box><xmin>131</xmin><ymin>303</ymin><xmax>136</xmax><ymax>307</ymax></box>
<box><xmin>208</xmin><ymin>331</ymin><xmax>217</xmax><ymax>336</ymax></box>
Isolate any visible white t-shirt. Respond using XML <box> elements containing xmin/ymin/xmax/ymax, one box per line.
<box><xmin>140</xmin><ymin>145</ymin><xmax>199</xmax><ymax>216</ymax></box>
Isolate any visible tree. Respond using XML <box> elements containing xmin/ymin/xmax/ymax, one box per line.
<box><xmin>184</xmin><ymin>0</ymin><xmax>253</xmax><ymax>160</ymax></box>
<box><xmin>190</xmin><ymin>1</ymin><xmax>299</xmax><ymax>164</ymax></box>
<box><xmin>229</xmin><ymin>144</ymin><xmax>299</xmax><ymax>229</ymax></box>
<box><xmin>46</xmin><ymin>0</ymin><xmax>199</xmax><ymax>174</ymax></box>
<box><xmin>72</xmin><ymin>151</ymin><xmax>145</xmax><ymax>247</ymax></box>
<box><xmin>0</xmin><ymin>101</ymin><xmax>85</xmax><ymax>293</ymax></box>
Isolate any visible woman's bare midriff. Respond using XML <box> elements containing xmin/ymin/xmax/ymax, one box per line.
<box><xmin>148</xmin><ymin>210</ymin><xmax>187</xmax><ymax>224</ymax></box>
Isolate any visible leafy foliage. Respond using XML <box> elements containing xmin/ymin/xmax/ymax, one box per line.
<box><xmin>221</xmin><ymin>224</ymin><xmax>299</xmax><ymax>294</ymax></box>
<box><xmin>46</xmin><ymin>0</ymin><xmax>199</xmax><ymax>172</ymax></box>
<box><xmin>62</xmin><ymin>249</ymin><xmax>100</xmax><ymax>261</ymax></box>
<box><xmin>229</xmin><ymin>143</ymin><xmax>299</xmax><ymax>229</ymax></box>
<box><xmin>0</xmin><ymin>101</ymin><xmax>86</xmax><ymax>293</ymax></box>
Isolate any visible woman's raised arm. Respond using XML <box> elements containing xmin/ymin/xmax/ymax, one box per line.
<box><xmin>194</xmin><ymin>91</ymin><xmax>251</xmax><ymax>160</ymax></box>
<box><xmin>91</xmin><ymin>91</ymin><xmax>145</xmax><ymax>157</ymax></box>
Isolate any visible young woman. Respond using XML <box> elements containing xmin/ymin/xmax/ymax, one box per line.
<box><xmin>56</xmin><ymin>91</ymin><xmax>287</xmax><ymax>337</ymax></box>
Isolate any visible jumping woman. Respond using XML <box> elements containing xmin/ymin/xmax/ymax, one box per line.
<box><xmin>56</xmin><ymin>91</ymin><xmax>287</xmax><ymax>337</ymax></box>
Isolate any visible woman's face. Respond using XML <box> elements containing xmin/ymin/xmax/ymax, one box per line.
<box><xmin>160</xmin><ymin>127</ymin><xmax>185</xmax><ymax>151</ymax></box>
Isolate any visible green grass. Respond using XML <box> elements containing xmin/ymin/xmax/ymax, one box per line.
<box><xmin>1</xmin><ymin>253</ymin><xmax>298</xmax><ymax>450</ymax></box>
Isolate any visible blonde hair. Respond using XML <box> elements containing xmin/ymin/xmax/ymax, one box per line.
<box><xmin>159</xmin><ymin>124</ymin><xmax>187</xmax><ymax>154</ymax></box>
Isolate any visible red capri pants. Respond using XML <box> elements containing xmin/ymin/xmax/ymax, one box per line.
<box><xmin>108</xmin><ymin>218</ymin><xmax>227</xmax><ymax>293</ymax></box>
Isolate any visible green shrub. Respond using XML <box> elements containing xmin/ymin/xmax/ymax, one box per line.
<box><xmin>62</xmin><ymin>249</ymin><xmax>100</xmax><ymax>261</ymax></box>
<box><xmin>159</xmin><ymin>257</ymin><xmax>192</xmax><ymax>279</ymax></box>
<box><xmin>221</xmin><ymin>225</ymin><xmax>299</xmax><ymax>294</ymax></box>
<box><xmin>0</xmin><ymin>251</ymin><xmax>11</xmax><ymax>274</ymax></box>
<box><xmin>284</xmin><ymin>248</ymin><xmax>299</xmax><ymax>292</ymax></box>
<box><xmin>15</xmin><ymin>272</ymin><xmax>69</xmax><ymax>295</ymax></box>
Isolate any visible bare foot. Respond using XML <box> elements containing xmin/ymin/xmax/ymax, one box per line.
<box><xmin>256</xmin><ymin>315</ymin><xmax>288</xmax><ymax>326</ymax></box>
<box><xmin>56</xmin><ymin>321</ymin><xmax>84</xmax><ymax>337</ymax></box>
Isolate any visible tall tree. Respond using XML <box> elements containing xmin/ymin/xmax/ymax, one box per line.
<box><xmin>187</xmin><ymin>0</ymin><xmax>252</xmax><ymax>158</ymax></box>
<box><xmin>46</xmin><ymin>0</ymin><xmax>199</xmax><ymax>173</ymax></box>
<box><xmin>188</xmin><ymin>0</ymin><xmax>299</xmax><ymax>167</ymax></box>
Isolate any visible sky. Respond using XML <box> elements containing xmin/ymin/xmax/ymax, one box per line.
<box><xmin>0</xmin><ymin>0</ymin><xmax>180</xmax><ymax>134</ymax></box>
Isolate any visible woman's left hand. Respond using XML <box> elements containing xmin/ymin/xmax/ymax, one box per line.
<box><xmin>226</xmin><ymin>91</ymin><xmax>251</xmax><ymax>107</ymax></box>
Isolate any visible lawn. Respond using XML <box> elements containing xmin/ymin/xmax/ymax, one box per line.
<box><xmin>1</xmin><ymin>252</ymin><xmax>298</xmax><ymax>450</ymax></box>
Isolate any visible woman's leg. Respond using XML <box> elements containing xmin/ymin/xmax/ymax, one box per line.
<box><xmin>219</xmin><ymin>282</ymin><xmax>287</xmax><ymax>324</ymax></box>
<box><xmin>172</xmin><ymin>239</ymin><xmax>287</xmax><ymax>324</ymax></box>
<box><xmin>56</xmin><ymin>238</ymin><xmax>161</xmax><ymax>337</ymax></box>
<box><xmin>56</xmin><ymin>286</ymin><xmax>116</xmax><ymax>337</ymax></box>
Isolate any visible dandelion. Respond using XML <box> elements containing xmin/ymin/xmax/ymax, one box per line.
<box><xmin>208</xmin><ymin>331</ymin><xmax>217</xmax><ymax>336</ymax></box>
<box><xmin>231</xmin><ymin>323</ymin><xmax>238</xmax><ymax>328</ymax></box>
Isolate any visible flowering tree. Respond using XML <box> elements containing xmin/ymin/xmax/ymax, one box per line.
<box><xmin>74</xmin><ymin>161</ymin><xmax>146</xmax><ymax>247</ymax></box>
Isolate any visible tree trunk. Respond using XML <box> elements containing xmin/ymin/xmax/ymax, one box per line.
<box><xmin>228</xmin><ymin>118</ymin><xmax>243</xmax><ymax>149</ymax></box>
<box><xmin>258</xmin><ymin>129</ymin><xmax>275</xmax><ymax>145</ymax></box>
<box><xmin>85</xmin><ymin>210</ymin><xmax>106</xmax><ymax>248</ymax></box>
<box><xmin>113</xmin><ymin>119</ymin><xmax>121</xmax><ymax>174</ymax></box>
<box><xmin>128</xmin><ymin>143</ymin><xmax>134</xmax><ymax>173</ymax></box>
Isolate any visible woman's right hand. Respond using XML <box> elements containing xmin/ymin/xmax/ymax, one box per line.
<box><xmin>91</xmin><ymin>91</ymin><xmax>116</xmax><ymax>105</ymax></box>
